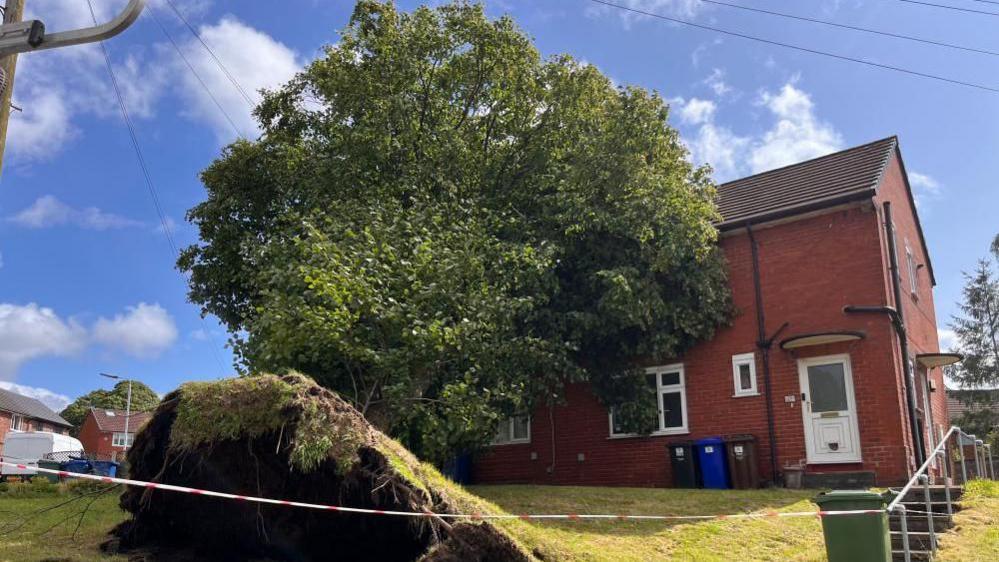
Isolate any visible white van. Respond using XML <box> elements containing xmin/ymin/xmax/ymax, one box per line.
<box><xmin>1</xmin><ymin>431</ymin><xmax>84</xmax><ymax>479</ymax></box>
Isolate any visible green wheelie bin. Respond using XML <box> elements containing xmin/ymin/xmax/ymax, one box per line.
<box><xmin>814</xmin><ymin>490</ymin><xmax>892</xmax><ymax>562</ymax></box>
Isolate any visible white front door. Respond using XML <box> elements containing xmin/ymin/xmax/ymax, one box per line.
<box><xmin>798</xmin><ymin>354</ymin><xmax>862</xmax><ymax>464</ymax></box>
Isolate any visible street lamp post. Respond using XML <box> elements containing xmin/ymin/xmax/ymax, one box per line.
<box><xmin>99</xmin><ymin>372</ymin><xmax>132</xmax><ymax>451</ymax></box>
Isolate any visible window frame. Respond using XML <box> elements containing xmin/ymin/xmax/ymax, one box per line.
<box><xmin>9</xmin><ymin>414</ymin><xmax>24</xmax><ymax>431</ymax></box>
<box><xmin>732</xmin><ymin>352</ymin><xmax>759</xmax><ymax>397</ymax></box>
<box><xmin>491</xmin><ymin>416</ymin><xmax>531</xmax><ymax>446</ymax></box>
<box><xmin>609</xmin><ymin>363</ymin><xmax>688</xmax><ymax>438</ymax></box>
<box><xmin>111</xmin><ymin>432</ymin><xmax>134</xmax><ymax>448</ymax></box>
<box><xmin>905</xmin><ymin>241</ymin><xmax>918</xmax><ymax>297</ymax></box>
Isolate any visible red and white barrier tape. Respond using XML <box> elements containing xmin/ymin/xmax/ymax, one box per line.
<box><xmin>0</xmin><ymin>461</ymin><xmax>883</xmax><ymax>521</ymax></box>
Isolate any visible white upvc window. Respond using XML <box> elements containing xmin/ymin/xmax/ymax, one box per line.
<box><xmin>905</xmin><ymin>242</ymin><xmax>918</xmax><ymax>296</ymax></box>
<box><xmin>9</xmin><ymin>414</ymin><xmax>24</xmax><ymax>431</ymax></box>
<box><xmin>492</xmin><ymin>416</ymin><xmax>530</xmax><ymax>445</ymax></box>
<box><xmin>732</xmin><ymin>353</ymin><xmax>759</xmax><ymax>397</ymax></box>
<box><xmin>112</xmin><ymin>432</ymin><xmax>134</xmax><ymax>448</ymax></box>
<box><xmin>609</xmin><ymin>364</ymin><xmax>688</xmax><ymax>437</ymax></box>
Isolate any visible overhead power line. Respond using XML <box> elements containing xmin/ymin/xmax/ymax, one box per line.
<box><xmin>163</xmin><ymin>0</ymin><xmax>256</xmax><ymax>107</ymax></box>
<box><xmin>894</xmin><ymin>0</ymin><xmax>999</xmax><ymax>16</ymax></box>
<box><xmin>694</xmin><ymin>0</ymin><xmax>999</xmax><ymax>57</ymax></box>
<box><xmin>588</xmin><ymin>0</ymin><xmax>999</xmax><ymax>94</ymax></box>
<box><xmin>145</xmin><ymin>8</ymin><xmax>246</xmax><ymax>138</ymax></box>
<box><xmin>84</xmin><ymin>0</ymin><xmax>231</xmax><ymax>379</ymax></box>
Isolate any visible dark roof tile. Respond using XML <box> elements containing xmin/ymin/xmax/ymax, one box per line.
<box><xmin>0</xmin><ymin>387</ymin><xmax>72</xmax><ymax>427</ymax></box>
<box><xmin>716</xmin><ymin>137</ymin><xmax>897</xmax><ymax>228</ymax></box>
<box><xmin>88</xmin><ymin>407</ymin><xmax>153</xmax><ymax>433</ymax></box>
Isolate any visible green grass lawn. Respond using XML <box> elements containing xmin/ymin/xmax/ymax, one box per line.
<box><xmin>471</xmin><ymin>485</ymin><xmax>826</xmax><ymax>561</ymax></box>
<box><xmin>0</xmin><ymin>483</ymin><xmax>126</xmax><ymax>562</ymax></box>
<box><xmin>937</xmin><ymin>479</ymin><xmax>999</xmax><ymax>562</ymax></box>
<box><xmin>1</xmin><ymin>480</ymin><xmax>997</xmax><ymax>561</ymax></box>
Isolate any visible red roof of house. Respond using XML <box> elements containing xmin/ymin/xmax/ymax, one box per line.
<box><xmin>87</xmin><ymin>407</ymin><xmax>153</xmax><ymax>433</ymax></box>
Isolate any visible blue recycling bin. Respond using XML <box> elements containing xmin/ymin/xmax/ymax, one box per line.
<box><xmin>441</xmin><ymin>453</ymin><xmax>472</xmax><ymax>485</ymax></box>
<box><xmin>62</xmin><ymin>459</ymin><xmax>92</xmax><ymax>474</ymax></box>
<box><xmin>696</xmin><ymin>437</ymin><xmax>730</xmax><ymax>489</ymax></box>
<box><xmin>90</xmin><ymin>461</ymin><xmax>119</xmax><ymax>478</ymax></box>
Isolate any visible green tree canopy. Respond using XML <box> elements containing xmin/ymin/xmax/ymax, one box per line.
<box><xmin>949</xmin><ymin>233</ymin><xmax>999</xmax><ymax>445</ymax></box>
<box><xmin>60</xmin><ymin>380</ymin><xmax>160</xmax><ymax>433</ymax></box>
<box><xmin>178</xmin><ymin>1</ymin><xmax>731</xmax><ymax>462</ymax></box>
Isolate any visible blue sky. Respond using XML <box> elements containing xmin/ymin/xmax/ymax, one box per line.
<box><xmin>0</xmin><ymin>0</ymin><xmax>995</xmax><ymax>411</ymax></box>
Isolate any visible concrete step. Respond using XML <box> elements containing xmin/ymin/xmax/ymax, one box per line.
<box><xmin>892</xmin><ymin>549</ymin><xmax>932</xmax><ymax>562</ymax></box>
<box><xmin>892</xmin><ymin>485</ymin><xmax>963</xmax><ymax>503</ymax></box>
<box><xmin>891</xmin><ymin>531</ymin><xmax>935</xmax><ymax>550</ymax></box>
<box><xmin>898</xmin><ymin>500</ymin><xmax>962</xmax><ymax>514</ymax></box>
<box><xmin>889</xmin><ymin>513</ymin><xmax>953</xmax><ymax>533</ymax></box>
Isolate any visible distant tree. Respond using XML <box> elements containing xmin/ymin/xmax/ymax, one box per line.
<box><xmin>177</xmin><ymin>1</ymin><xmax>732</xmax><ymax>462</ymax></box>
<box><xmin>60</xmin><ymin>381</ymin><xmax>160</xmax><ymax>434</ymax></box>
<box><xmin>949</xmin><ymin>233</ymin><xmax>999</xmax><ymax>445</ymax></box>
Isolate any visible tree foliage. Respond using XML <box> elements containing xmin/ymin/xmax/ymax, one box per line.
<box><xmin>949</xmin><ymin>234</ymin><xmax>999</xmax><ymax>444</ymax></box>
<box><xmin>178</xmin><ymin>1</ymin><xmax>732</xmax><ymax>462</ymax></box>
<box><xmin>60</xmin><ymin>380</ymin><xmax>160</xmax><ymax>434</ymax></box>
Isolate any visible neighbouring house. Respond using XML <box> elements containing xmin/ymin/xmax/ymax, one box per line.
<box><xmin>474</xmin><ymin>136</ymin><xmax>957</xmax><ymax>488</ymax></box>
<box><xmin>0</xmin><ymin>387</ymin><xmax>73</xmax><ymax>454</ymax></box>
<box><xmin>947</xmin><ymin>388</ymin><xmax>999</xmax><ymax>427</ymax></box>
<box><xmin>78</xmin><ymin>407</ymin><xmax>153</xmax><ymax>461</ymax></box>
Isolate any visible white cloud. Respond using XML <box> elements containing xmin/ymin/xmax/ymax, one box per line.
<box><xmin>8</xmin><ymin>195</ymin><xmax>144</xmax><ymax>230</ymax></box>
<box><xmin>938</xmin><ymin>328</ymin><xmax>958</xmax><ymax>353</ymax></box>
<box><xmin>92</xmin><ymin>303</ymin><xmax>178</xmax><ymax>358</ymax></box>
<box><xmin>678</xmin><ymin>78</ymin><xmax>844</xmax><ymax>182</ymax></box>
<box><xmin>677</xmin><ymin>98</ymin><xmax>716</xmax><ymax>125</ymax></box>
<box><xmin>586</xmin><ymin>0</ymin><xmax>706</xmax><ymax>27</ymax></box>
<box><xmin>686</xmin><ymin>122</ymin><xmax>750</xmax><ymax>181</ymax></box>
<box><xmin>7</xmin><ymin>88</ymin><xmax>77</xmax><ymax>162</ymax></box>
<box><xmin>172</xmin><ymin>16</ymin><xmax>302</xmax><ymax>139</ymax></box>
<box><xmin>702</xmin><ymin>68</ymin><xmax>732</xmax><ymax>97</ymax></box>
<box><xmin>909</xmin><ymin>171</ymin><xmax>943</xmax><ymax>208</ymax></box>
<box><xmin>748</xmin><ymin>84</ymin><xmax>843</xmax><ymax>173</ymax></box>
<box><xmin>0</xmin><ymin>381</ymin><xmax>72</xmax><ymax>412</ymax></box>
<box><xmin>0</xmin><ymin>304</ymin><xmax>87</xmax><ymax>380</ymax></box>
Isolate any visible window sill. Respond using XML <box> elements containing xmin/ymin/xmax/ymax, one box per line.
<box><xmin>490</xmin><ymin>440</ymin><xmax>531</xmax><ymax>447</ymax></box>
<box><xmin>733</xmin><ymin>392</ymin><xmax>760</xmax><ymax>398</ymax></box>
<box><xmin>608</xmin><ymin>429</ymin><xmax>690</xmax><ymax>440</ymax></box>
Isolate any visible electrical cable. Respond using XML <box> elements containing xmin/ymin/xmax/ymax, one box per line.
<box><xmin>894</xmin><ymin>0</ymin><xmax>999</xmax><ymax>16</ymax></box>
<box><xmin>694</xmin><ymin>0</ymin><xmax>999</xmax><ymax>57</ymax></box>
<box><xmin>84</xmin><ymin>0</ymin><xmax>231</xmax><ymax>380</ymax></box>
<box><xmin>146</xmin><ymin>7</ymin><xmax>246</xmax><ymax>138</ymax></box>
<box><xmin>588</xmin><ymin>0</ymin><xmax>999</xmax><ymax>94</ymax></box>
<box><xmin>163</xmin><ymin>0</ymin><xmax>256</xmax><ymax>107</ymax></box>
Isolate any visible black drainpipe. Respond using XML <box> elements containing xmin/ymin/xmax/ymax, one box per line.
<box><xmin>746</xmin><ymin>222</ymin><xmax>784</xmax><ymax>485</ymax></box>
<box><xmin>845</xmin><ymin>202</ymin><xmax>926</xmax><ymax>468</ymax></box>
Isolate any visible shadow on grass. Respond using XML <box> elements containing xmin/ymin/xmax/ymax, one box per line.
<box><xmin>469</xmin><ymin>485</ymin><xmax>819</xmax><ymax>537</ymax></box>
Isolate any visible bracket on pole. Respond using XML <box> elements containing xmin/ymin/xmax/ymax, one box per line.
<box><xmin>0</xmin><ymin>0</ymin><xmax>145</xmax><ymax>57</ymax></box>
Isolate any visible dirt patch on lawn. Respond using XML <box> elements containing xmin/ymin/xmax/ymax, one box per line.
<box><xmin>106</xmin><ymin>374</ymin><xmax>533</xmax><ymax>562</ymax></box>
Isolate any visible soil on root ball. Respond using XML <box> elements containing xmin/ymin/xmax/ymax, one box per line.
<box><xmin>104</xmin><ymin>374</ymin><xmax>532</xmax><ymax>562</ymax></box>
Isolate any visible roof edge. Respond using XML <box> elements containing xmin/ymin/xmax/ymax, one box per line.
<box><xmin>718</xmin><ymin>136</ymin><xmax>899</xmax><ymax>188</ymax></box>
<box><xmin>717</xmin><ymin>188</ymin><xmax>875</xmax><ymax>231</ymax></box>
<box><xmin>884</xmin><ymin>141</ymin><xmax>937</xmax><ymax>286</ymax></box>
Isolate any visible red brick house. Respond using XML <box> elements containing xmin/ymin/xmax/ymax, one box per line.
<box><xmin>474</xmin><ymin>137</ymin><xmax>953</xmax><ymax>488</ymax></box>
<box><xmin>0</xmin><ymin>387</ymin><xmax>72</xmax><ymax>454</ymax></box>
<box><xmin>78</xmin><ymin>408</ymin><xmax>152</xmax><ymax>461</ymax></box>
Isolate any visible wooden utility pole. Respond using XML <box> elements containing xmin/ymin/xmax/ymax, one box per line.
<box><xmin>0</xmin><ymin>0</ymin><xmax>25</xmax><ymax>178</ymax></box>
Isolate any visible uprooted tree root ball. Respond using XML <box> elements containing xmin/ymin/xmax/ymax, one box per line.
<box><xmin>105</xmin><ymin>374</ymin><xmax>535</xmax><ymax>562</ymax></box>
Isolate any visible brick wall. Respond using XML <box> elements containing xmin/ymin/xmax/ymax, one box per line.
<box><xmin>0</xmin><ymin>411</ymin><xmax>11</xmax><ymax>454</ymax></box>
<box><xmin>475</xmin><ymin>184</ymin><xmax>926</xmax><ymax>487</ymax></box>
<box><xmin>873</xmin><ymin>153</ymin><xmax>948</xmax><ymax>468</ymax></box>
<box><xmin>78</xmin><ymin>414</ymin><xmax>120</xmax><ymax>458</ymax></box>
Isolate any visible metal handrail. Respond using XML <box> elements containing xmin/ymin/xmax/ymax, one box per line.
<box><xmin>886</xmin><ymin>425</ymin><xmax>958</xmax><ymax>513</ymax></box>
<box><xmin>888</xmin><ymin>425</ymin><xmax>995</xmax><ymax>562</ymax></box>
